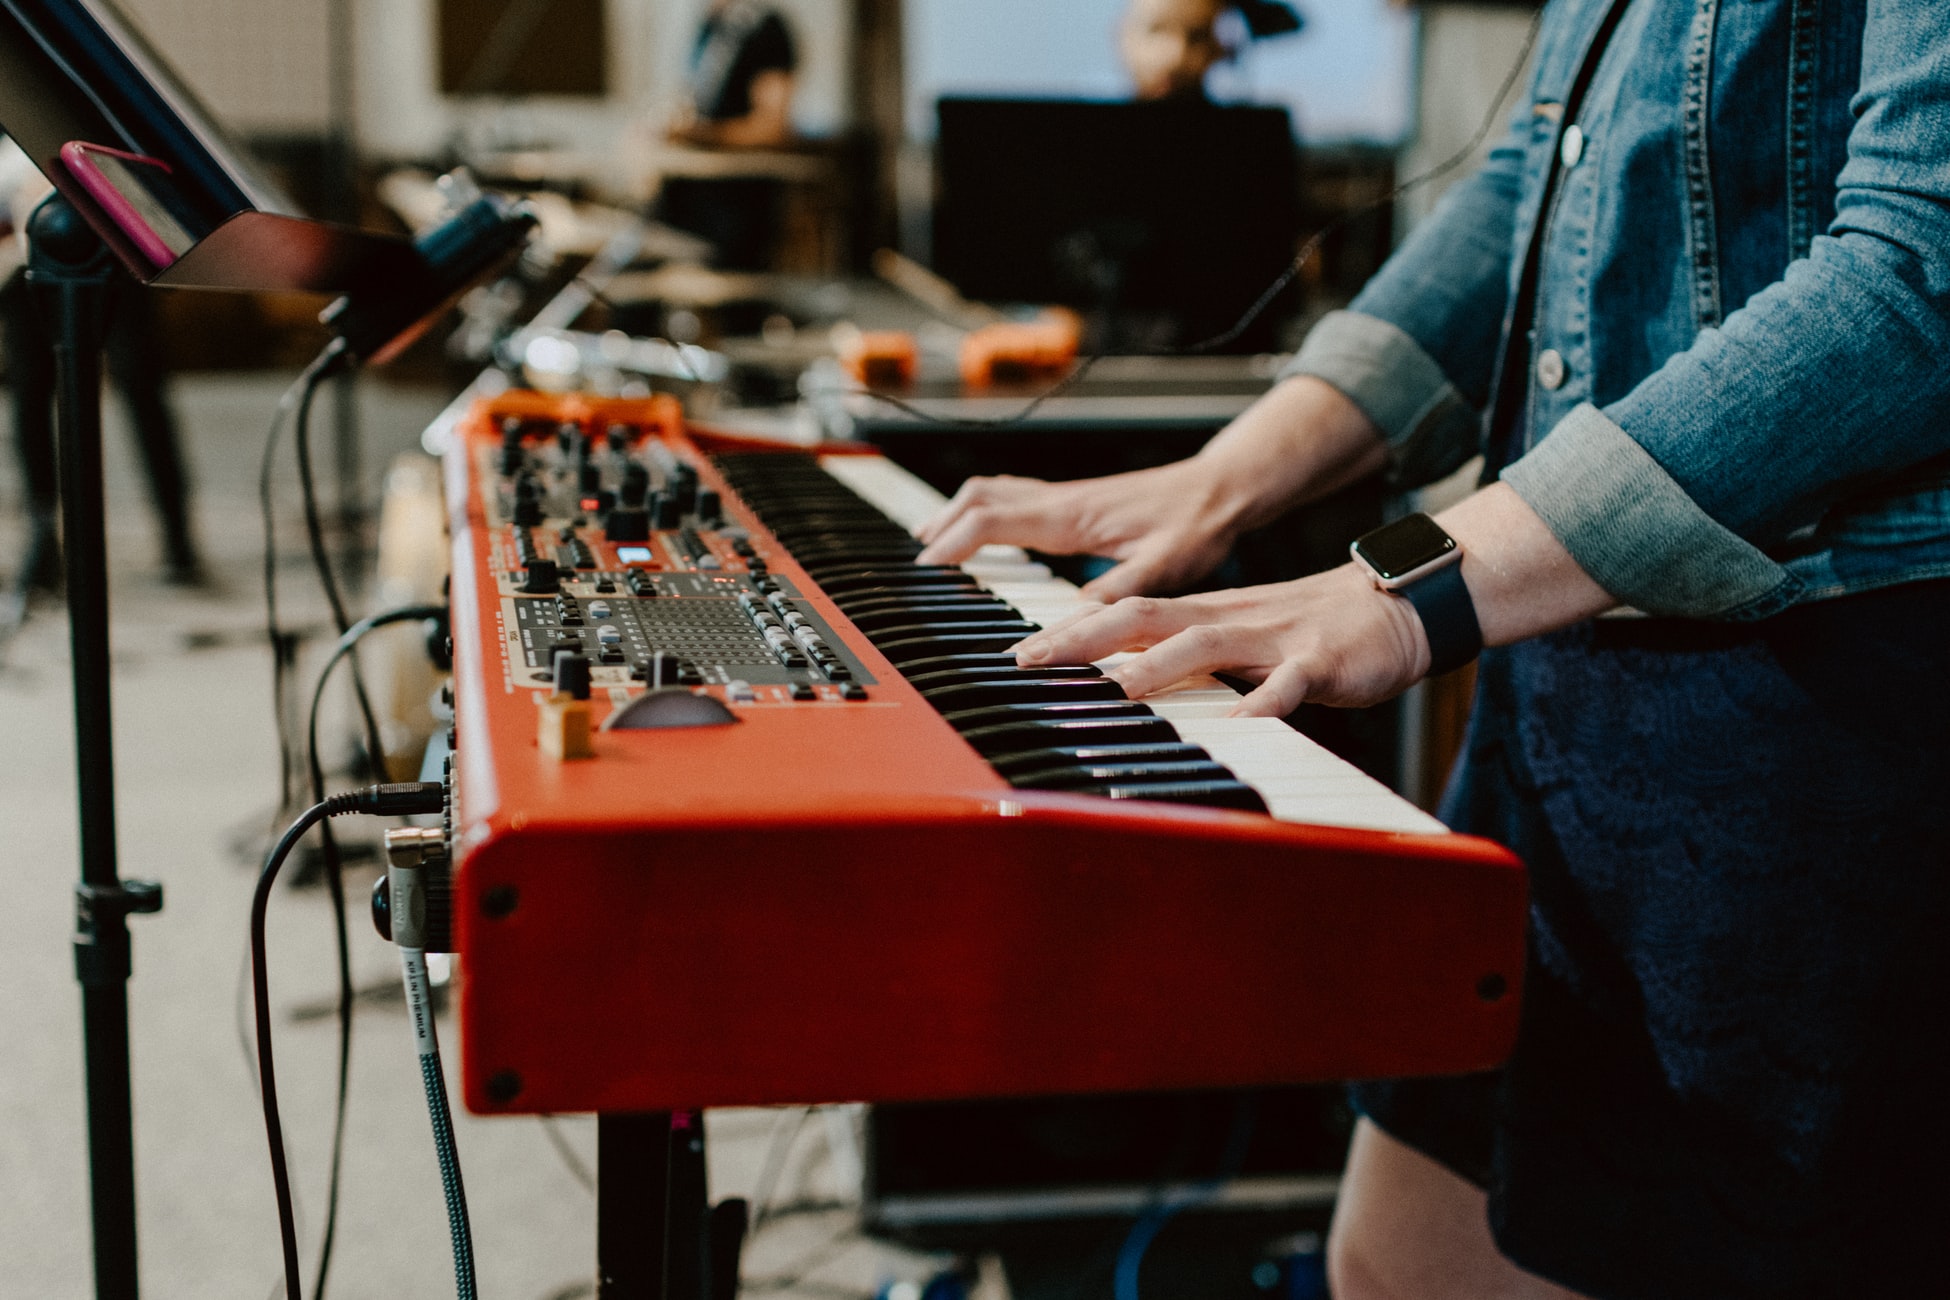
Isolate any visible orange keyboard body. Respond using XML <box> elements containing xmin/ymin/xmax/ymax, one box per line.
<box><xmin>444</xmin><ymin>391</ymin><xmax>1526</xmax><ymax>1116</ymax></box>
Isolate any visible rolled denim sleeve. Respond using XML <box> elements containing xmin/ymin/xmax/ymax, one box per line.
<box><xmin>1501</xmin><ymin>1</ymin><xmax>1950</xmax><ymax>620</ymax></box>
<box><xmin>1284</xmin><ymin>95</ymin><xmax>1540</xmax><ymax>489</ymax></box>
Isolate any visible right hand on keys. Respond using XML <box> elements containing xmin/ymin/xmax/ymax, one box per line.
<box><xmin>915</xmin><ymin>376</ymin><xmax>1394</xmax><ymax>603</ymax></box>
<box><xmin>915</xmin><ymin>459</ymin><xmax>1241</xmax><ymax>602</ymax></box>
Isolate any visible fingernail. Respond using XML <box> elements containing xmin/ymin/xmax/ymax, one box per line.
<box><xmin>1017</xmin><ymin>639</ymin><xmax>1049</xmax><ymax>665</ymax></box>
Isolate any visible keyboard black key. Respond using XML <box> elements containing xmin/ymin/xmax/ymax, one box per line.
<box><xmin>942</xmin><ymin>701</ymin><xmax>1153</xmax><ymax>732</ymax></box>
<box><xmin>1079</xmin><ymin>781</ymin><xmax>1269</xmax><ymax>813</ymax></box>
<box><xmin>889</xmin><ymin>652</ymin><xmax>1031</xmax><ymax>677</ymax></box>
<box><xmin>878</xmin><ymin>633</ymin><xmax>1036</xmax><ymax>663</ymax></box>
<box><xmin>1008</xmin><ymin>761</ymin><xmax>1235</xmax><ymax>791</ymax></box>
<box><xmin>988</xmin><ymin>743</ymin><xmax>1215</xmax><ymax>777</ymax></box>
<box><xmin>849</xmin><ymin>604</ymin><xmax>1022</xmax><ymax>635</ymax></box>
<box><xmin>956</xmin><ymin>716</ymin><xmax>1181</xmax><ymax>756</ymax></box>
<box><xmin>830</xmin><ymin>585</ymin><xmax>989</xmax><ymax>610</ymax></box>
<box><xmin>815</xmin><ymin>568</ymin><xmax>983</xmax><ymax>593</ymax></box>
<box><xmin>906</xmin><ymin>664</ymin><xmax>1106</xmax><ymax>691</ymax></box>
<box><xmin>920</xmin><ymin>678</ymin><xmax>1128</xmax><ymax>710</ymax></box>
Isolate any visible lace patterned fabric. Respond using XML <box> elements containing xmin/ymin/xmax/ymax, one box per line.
<box><xmin>1353</xmin><ymin>578</ymin><xmax>1950</xmax><ymax>1299</ymax></box>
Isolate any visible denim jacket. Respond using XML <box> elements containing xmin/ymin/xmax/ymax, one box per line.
<box><xmin>1286</xmin><ymin>0</ymin><xmax>1950</xmax><ymax>620</ymax></box>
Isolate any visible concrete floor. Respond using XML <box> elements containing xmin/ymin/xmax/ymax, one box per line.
<box><xmin>0</xmin><ymin>373</ymin><xmax>936</xmax><ymax>1300</ymax></box>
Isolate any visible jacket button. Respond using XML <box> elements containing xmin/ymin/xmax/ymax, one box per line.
<box><xmin>1536</xmin><ymin>349</ymin><xmax>1568</xmax><ymax>391</ymax></box>
<box><xmin>1560</xmin><ymin>124</ymin><xmax>1586</xmax><ymax>168</ymax></box>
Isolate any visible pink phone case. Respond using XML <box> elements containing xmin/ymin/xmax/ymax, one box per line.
<box><xmin>59</xmin><ymin>141</ymin><xmax>177</xmax><ymax>269</ymax></box>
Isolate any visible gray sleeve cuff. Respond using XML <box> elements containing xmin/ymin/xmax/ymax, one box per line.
<box><xmin>1281</xmin><ymin>310</ymin><xmax>1484</xmax><ymax>489</ymax></box>
<box><xmin>1499</xmin><ymin>404</ymin><xmax>1794</xmax><ymax>619</ymax></box>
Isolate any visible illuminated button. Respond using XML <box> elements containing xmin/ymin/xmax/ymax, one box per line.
<box><xmin>588</xmin><ymin>601</ymin><xmax>612</xmax><ymax>620</ymax></box>
<box><xmin>597</xmin><ymin>625</ymin><xmax>622</xmax><ymax>645</ymax></box>
<box><xmin>1536</xmin><ymin>349</ymin><xmax>1568</xmax><ymax>391</ymax></box>
<box><xmin>1560</xmin><ymin>124</ymin><xmax>1586</xmax><ymax>169</ymax></box>
<box><xmin>726</xmin><ymin>680</ymin><xmax>755</xmax><ymax>702</ymax></box>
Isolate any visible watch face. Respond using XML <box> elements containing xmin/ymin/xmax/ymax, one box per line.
<box><xmin>1352</xmin><ymin>513</ymin><xmax>1457</xmax><ymax>582</ymax></box>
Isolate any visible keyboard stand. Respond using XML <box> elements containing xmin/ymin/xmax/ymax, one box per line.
<box><xmin>598</xmin><ymin>1111</ymin><xmax>748</xmax><ymax>1300</ymax></box>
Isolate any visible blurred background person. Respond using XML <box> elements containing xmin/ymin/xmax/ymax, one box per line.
<box><xmin>668</xmin><ymin>0</ymin><xmax>799</xmax><ymax>149</ymax></box>
<box><xmin>658</xmin><ymin>0</ymin><xmax>802</xmax><ymax>271</ymax></box>
<box><xmin>1121</xmin><ymin>0</ymin><xmax>1231</xmax><ymax>101</ymax></box>
<box><xmin>0</xmin><ymin>132</ymin><xmax>205</xmax><ymax>601</ymax></box>
<box><xmin>1121</xmin><ymin>0</ymin><xmax>1304</xmax><ymax>103</ymax></box>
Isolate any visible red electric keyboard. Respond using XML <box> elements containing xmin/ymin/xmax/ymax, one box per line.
<box><xmin>443</xmin><ymin>390</ymin><xmax>1525</xmax><ymax>1116</ymax></box>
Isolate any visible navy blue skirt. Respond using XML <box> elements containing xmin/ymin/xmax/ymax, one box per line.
<box><xmin>1353</xmin><ymin>579</ymin><xmax>1950</xmax><ymax>1299</ymax></box>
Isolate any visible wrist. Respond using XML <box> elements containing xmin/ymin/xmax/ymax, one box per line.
<box><xmin>1350</xmin><ymin>514</ymin><xmax>1482</xmax><ymax>676</ymax></box>
<box><xmin>1197</xmin><ymin>375</ymin><xmax>1390</xmax><ymax>532</ymax></box>
<box><xmin>1330</xmin><ymin>562</ymin><xmax>1434</xmax><ymax>681</ymax></box>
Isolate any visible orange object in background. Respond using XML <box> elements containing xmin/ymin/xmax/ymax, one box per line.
<box><xmin>838</xmin><ymin>329</ymin><xmax>920</xmax><ymax>388</ymax></box>
<box><xmin>959</xmin><ymin>308</ymin><xmax>1082</xmax><ymax>387</ymax></box>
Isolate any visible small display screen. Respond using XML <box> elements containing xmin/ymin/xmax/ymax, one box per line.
<box><xmin>1353</xmin><ymin>513</ymin><xmax>1455</xmax><ymax>581</ymax></box>
<box><xmin>615</xmin><ymin>547</ymin><xmax>654</xmax><ymax>565</ymax></box>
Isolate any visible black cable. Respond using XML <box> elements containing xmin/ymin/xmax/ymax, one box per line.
<box><xmin>746</xmin><ymin>1106</ymin><xmax>814</xmax><ymax>1238</ymax></box>
<box><xmin>306</xmin><ymin>606</ymin><xmax>451</xmax><ymax>812</ymax></box>
<box><xmin>1112</xmin><ymin>1095</ymin><xmax>1258</xmax><ymax>1300</ymax></box>
<box><xmin>300</xmin><ymin>602</ymin><xmax>447</xmax><ymax>1300</ymax></box>
<box><xmin>737</xmin><ymin>1225</ymin><xmax>864</xmax><ymax>1295</ymax></box>
<box><xmin>251</xmin><ymin>782</ymin><xmax>447</xmax><ymax>1300</ymax></box>
<box><xmin>538</xmin><ymin>1115</ymin><xmax>595</xmax><ymax>1194</ymax></box>
<box><xmin>288</xmin><ymin>339</ymin><xmax>391</xmax><ymax>784</ymax></box>
<box><xmin>262</xmin><ymin>350</ymin><xmax>344</xmax><ymax>822</ymax></box>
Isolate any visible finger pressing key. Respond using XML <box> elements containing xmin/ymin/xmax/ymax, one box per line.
<box><xmin>1106</xmin><ymin>622</ymin><xmax>1270</xmax><ymax>700</ymax></box>
<box><xmin>1018</xmin><ymin>597</ymin><xmax>1177</xmax><ymax>669</ymax></box>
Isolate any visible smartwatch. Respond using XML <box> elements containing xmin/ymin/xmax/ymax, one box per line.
<box><xmin>1350</xmin><ymin>513</ymin><xmax>1482</xmax><ymax>676</ymax></box>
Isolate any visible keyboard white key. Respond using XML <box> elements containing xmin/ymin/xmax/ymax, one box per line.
<box><xmin>823</xmin><ymin>454</ymin><xmax>1449</xmax><ymax>835</ymax></box>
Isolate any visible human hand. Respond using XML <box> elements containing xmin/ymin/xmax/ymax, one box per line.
<box><xmin>1013</xmin><ymin>563</ymin><xmax>1431</xmax><ymax>717</ymax></box>
<box><xmin>916</xmin><ymin>376</ymin><xmax>1394</xmax><ymax>601</ymax></box>
<box><xmin>915</xmin><ymin>460</ymin><xmax>1243</xmax><ymax>601</ymax></box>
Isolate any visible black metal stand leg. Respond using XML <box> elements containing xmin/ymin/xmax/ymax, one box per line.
<box><xmin>597</xmin><ymin>1111</ymin><xmax>747</xmax><ymax>1300</ymax></box>
<box><xmin>29</xmin><ymin>194</ymin><xmax>165</xmax><ymax>1300</ymax></box>
<box><xmin>598</xmin><ymin>1112</ymin><xmax>673</xmax><ymax>1300</ymax></box>
<box><xmin>664</xmin><ymin>1112</ymin><xmax>709</xmax><ymax>1300</ymax></box>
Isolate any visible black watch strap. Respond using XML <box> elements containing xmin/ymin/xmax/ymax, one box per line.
<box><xmin>1398</xmin><ymin>560</ymin><xmax>1483</xmax><ymax>677</ymax></box>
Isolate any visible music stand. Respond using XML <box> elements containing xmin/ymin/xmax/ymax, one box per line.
<box><xmin>0</xmin><ymin>3</ymin><xmax>532</xmax><ymax>1295</ymax></box>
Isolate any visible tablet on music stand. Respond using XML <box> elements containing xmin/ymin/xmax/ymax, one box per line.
<box><xmin>0</xmin><ymin>0</ymin><xmax>421</xmax><ymax>293</ymax></box>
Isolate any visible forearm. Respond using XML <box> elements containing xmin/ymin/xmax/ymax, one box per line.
<box><xmin>1191</xmin><ymin>375</ymin><xmax>1391</xmax><ymax>535</ymax></box>
<box><xmin>1435</xmin><ymin>482</ymin><xmax>1616</xmax><ymax>646</ymax></box>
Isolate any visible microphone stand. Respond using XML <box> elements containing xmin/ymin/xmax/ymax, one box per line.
<box><xmin>28</xmin><ymin>191</ymin><xmax>163</xmax><ymax>1300</ymax></box>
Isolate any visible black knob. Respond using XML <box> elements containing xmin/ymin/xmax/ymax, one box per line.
<box><xmin>552</xmin><ymin>651</ymin><xmax>593</xmax><ymax>700</ymax></box>
<box><xmin>669</xmin><ymin>465</ymin><xmax>697</xmax><ymax>512</ymax></box>
<box><xmin>556</xmin><ymin>421</ymin><xmax>579</xmax><ymax>452</ymax></box>
<box><xmin>651</xmin><ymin>492</ymin><xmax>682</xmax><ymax>531</ymax></box>
<box><xmin>603</xmin><ymin>507</ymin><xmax>650</xmax><ymax>543</ymax></box>
<box><xmin>521</xmin><ymin>558</ymin><xmax>561</xmax><ymax>593</ymax></box>
<box><xmin>695</xmin><ymin>488</ymin><xmax>721</xmax><ymax>527</ymax></box>
<box><xmin>621</xmin><ymin>463</ymin><xmax>652</xmax><ymax>508</ymax></box>
<box><xmin>498</xmin><ymin>420</ymin><xmax>526</xmax><ymax>475</ymax></box>
<box><xmin>606</xmin><ymin>423</ymin><xmax>631</xmax><ymax>451</ymax></box>
<box><xmin>512</xmin><ymin>494</ymin><xmax>543</xmax><ymax>528</ymax></box>
<box><xmin>578</xmin><ymin>460</ymin><xmax>602</xmax><ymax>495</ymax></box>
